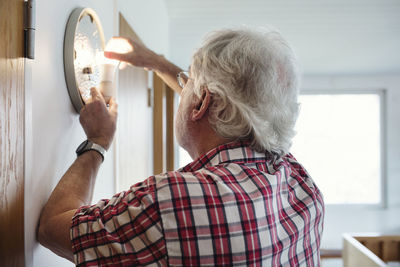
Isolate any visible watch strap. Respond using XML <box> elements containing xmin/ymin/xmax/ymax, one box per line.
<box><xmin>76</xmin><ymin>140</ymin><xmax>106</xmax><ymax>162</ymax></box>
<box><xmin>89</xmin><ymin>142</ymin><xmax>106</xmax><ymax>161</ymax></box>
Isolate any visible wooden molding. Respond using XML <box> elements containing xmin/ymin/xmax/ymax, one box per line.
<box><xmin>0</xmin><ymin>0</ymin><xmax>26</xmax><ymax>265</ymax></box>
<box><xmin>153</xmin><ymin>74</ymin><xmax>165</xmax><ymax>174</ymax></box>
<box><xmin>165</xmin><ymin>86</ymin><xmax>175</xmax><ymax>171</ymax></box>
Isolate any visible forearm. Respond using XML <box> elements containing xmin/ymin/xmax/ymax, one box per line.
<box><xmin>38</xmin><ymin>89</ymin><xmax>117</xmax><ymax>262</ymax></box>
<box><xmin>41</xmin><ymin>151</ymin><xmax>102</xmax><ymax>216</ymax></box>
<box><xmin>153</xmin><ymin>55</ymin><xmax>183</xmax><ymax>95</ymax></box>
<box><xmin>38</xmin><ymin>151</ymin><xmax>102</xmax><ymax>261</ymax></box>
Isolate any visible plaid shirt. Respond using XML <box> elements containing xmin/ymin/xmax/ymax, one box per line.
<box><xmin>71</xmin><ymin>141</ymin><xmax>324</xmax><ymax>266</ymax></box>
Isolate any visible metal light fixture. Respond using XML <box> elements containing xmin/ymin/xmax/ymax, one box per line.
<box><xmin>64</xmin><ymin>7</ymin><xmax>105</xmax><ymax>113</ymax></box>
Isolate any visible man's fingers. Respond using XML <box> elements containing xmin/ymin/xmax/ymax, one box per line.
<box><xmin>90</xmin><ymin>87</ymin><xmax>105</xmax><ymax>103</ymax></box>
<box><xmin>119</xmin><ymin>62</ymin><xmax>128</xmax><ymax>70</ymax></box>
<box><xmin>104</xmin><ymin>51</ymin><xmax>126</xmax><ymax>61</ymax></box>
<box><xmin>107</xmin><ymin>36</ymin><xmax>133</xmax><ymax>49</ymax></box>
<box><xmin>90</xmin><ymin>87</ymin><xmax>100</xmax><ymax>99</ymax></box>
<box><xmin>108</xmin><ymin>97</ymin><xmax>118</xmax><ymax>116</ymax></box>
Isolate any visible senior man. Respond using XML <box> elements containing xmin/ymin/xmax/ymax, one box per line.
<box><xmin>38</xmin><ymin>28</ymin><xmax>324</xmax><ymax>266</ymax></box>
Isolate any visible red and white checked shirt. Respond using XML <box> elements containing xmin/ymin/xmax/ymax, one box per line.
<box><xmin>71</xmin><ymin>141</ymin><xmax>324</xmax><ymax>266</ymax></box>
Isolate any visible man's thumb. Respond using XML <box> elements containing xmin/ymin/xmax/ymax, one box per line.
<box><xmin>108</xmin><ymin>97</ymin><xmax>118</xmax><ymax>115</ymax></box>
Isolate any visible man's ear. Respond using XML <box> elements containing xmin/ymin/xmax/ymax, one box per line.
<box><xmin>191</xmin><ymin>86</ymin><xmax>211</xmax><ymax>121</ymax></box>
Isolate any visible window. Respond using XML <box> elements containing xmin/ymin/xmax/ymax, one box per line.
<box><xmin>291</xmin><ymin>91</ymin><xmax>384</xmax><ymax>205</ymax></box>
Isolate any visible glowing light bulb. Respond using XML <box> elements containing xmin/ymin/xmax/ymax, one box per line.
<box><xmin>97</xmin><ymin>52</ymin><xmax>118</xmax><ymax>102</ymax></box>
<box><xmin>96</xmin><ymin>38</ymin><xmax>132</xmax><ymax>102</ymax></box>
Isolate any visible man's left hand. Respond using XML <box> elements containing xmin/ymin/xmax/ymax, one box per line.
<box><xmin>79</xmin><ymin>87</ymin><xmax>118</xmax><ymax>150</ymax></box>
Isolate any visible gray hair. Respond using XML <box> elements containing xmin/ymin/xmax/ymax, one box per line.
<box><xmin>190</xmin><ymin>27</ymin><xmax>300</xmax><ymax>155</ymax></box>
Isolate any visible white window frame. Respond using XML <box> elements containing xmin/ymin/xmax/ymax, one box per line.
<box><xmin>298</xmin><ymin>88</ymin><xmax>387</xmax><ymax>209</ymax></box>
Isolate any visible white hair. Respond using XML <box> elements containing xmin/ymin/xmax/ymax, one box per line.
<box><xmin>190</xmin><ymin>27</ymin><xmax>300</xmax><ymax>155</ymax></box>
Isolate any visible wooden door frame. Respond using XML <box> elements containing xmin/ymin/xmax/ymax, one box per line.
<box><xmin>165</xmin><ymin>85</ymin><xmax>175</xmax><ymax>171</ymax></box>
<box><xmin>153</xmin><ymin>75</ymin><xmax>175</xmax><ymax>174</ymax></box>
<box><xmin>0</xmin><ymin>0</ymin><xmax>26</xmax><ymax>265</ymax></box>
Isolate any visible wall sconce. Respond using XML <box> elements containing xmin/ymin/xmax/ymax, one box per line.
<box><xmin>64</xmin><ymin>7</ymin><xmax>105</xmax><ymax>113</ymax></box>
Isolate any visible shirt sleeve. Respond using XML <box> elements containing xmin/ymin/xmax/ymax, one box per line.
<box><xmin>70</xmin><ymin>176</ymin><xmax>167</xmax><ymax>266</ymax></box>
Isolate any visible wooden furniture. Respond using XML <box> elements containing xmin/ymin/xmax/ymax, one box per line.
<box><xmin>343</xmin><ymin>234</ymin><xmax>400</xmax><ymax>267</ymax></box>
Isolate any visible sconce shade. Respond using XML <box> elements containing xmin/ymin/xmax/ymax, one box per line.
<box><xmin>64</xmin><ymin>7</ymin><xmax>105</xmax><ymax>113</ymax></box>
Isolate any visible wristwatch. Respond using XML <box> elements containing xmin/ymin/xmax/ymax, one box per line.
<box><xmin>76</xmin><ymin>140</ymin><xmax>106</xmax><ymax>162</ymax></box>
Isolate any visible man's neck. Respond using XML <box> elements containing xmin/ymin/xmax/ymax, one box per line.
<box><xmin>188</xmin><ymin>134</ymin><xmax>233</xmax><ymax>160</ymax></box>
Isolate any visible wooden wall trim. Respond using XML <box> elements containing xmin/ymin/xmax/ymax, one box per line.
<box><xmin>0</xmin><ymin>0</ymin><xmax>26</xmax><ymax>265</ymax></box>
<box><xmin>165</xmin><ymin>86</ymin><xmax>175</xmax><ymax>171</ymax></box>
<box><xmin>153</xmin><ymin>74</ymin><xmax>165</xmax><ymax>174</ymax></box>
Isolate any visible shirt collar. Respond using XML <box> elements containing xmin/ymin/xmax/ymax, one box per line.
<box><xmin>179</xmin><ymin>140</ymin><xmax>275</xmax><ymax>172</ymax></box>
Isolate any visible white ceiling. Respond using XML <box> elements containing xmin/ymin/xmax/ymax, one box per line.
<box><xmin>165</xmin><ymin>0</ymin><xmax>400</xmax><ymax>75</ymax></box>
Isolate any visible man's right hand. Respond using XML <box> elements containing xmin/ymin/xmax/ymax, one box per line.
<box><xmin>104</xmin><ymin>36</ymin><xmax>184</xmax><ymax>95</ymax></box>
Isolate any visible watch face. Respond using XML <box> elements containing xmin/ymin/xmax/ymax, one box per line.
<box><xmin>76</xmin><ymin>140</ymin><xmax>89</xmax><ymax>154</ymax></box>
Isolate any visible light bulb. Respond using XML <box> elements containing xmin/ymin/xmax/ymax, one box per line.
<box><xmin>97</xmin><ymin>51</ymin><xmax>119</xmax><ymax>102</ymax></box>
<box><xmin>96</xmin><ymin>38</ymin><xmax>133</xmax><ymax>102</ymax></box>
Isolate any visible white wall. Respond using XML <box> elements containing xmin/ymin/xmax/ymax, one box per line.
<box><xmin>301</xmin><ymin>74</ymin><xmax>400</xmax><ymax>251</ymax></box>
<box><xmin>118</xmin><ymin>0</ymin><xmax>169</xmax><ymax>57</ymax></box>
<box><xmin>25</xmin><ymin>0</ymin><xmax>169</xmax><ymax>266</ymax></box>
<box><xmin>166</xmin><ymin>0</ymin><xmax>400</xmax><ymax>75</ymax></box>
<box><xmin>26</xmin><ymin>1</ymin><xmax>115</xmax><ymax>266</ymax></box>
